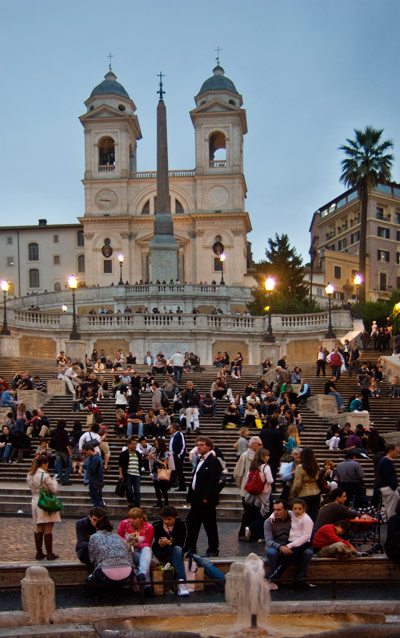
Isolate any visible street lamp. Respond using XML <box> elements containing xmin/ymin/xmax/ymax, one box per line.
<box><xmin>325</xmin><ymin>282</ymin><xmax>336</xmax><ymax>338</ymax></box>
<box><xmin>219</xmin><ymin>253</ymin><xmax>226</xmax><ymax>286</ymax></box>
<box><xmin>118</xmin><ymin>254</ymin><xmax>124</xmax><ymax>286</ymax></box>
<box><xmin>68</xmin><ymin>275</ymin><xmax>80</xmax><ymax>340</ymax></box>
<box><xmin>264</xmin><ymin>276</ymin><xmax>276</xmax><ymax>342</ymax></box>
<box><xmin>353</xmin><ymin>273</ymin><xmax>363</xmax><ymax>305</ymax></box>
<box><xmin>1</xmin><ymin>280</ymin><xmax>10</xmax><ymax>335</ymax></box>
<box><xmin>61</xmin><ymin>304</ymin><xmax>68</xmax><ymax>313</ymax></box>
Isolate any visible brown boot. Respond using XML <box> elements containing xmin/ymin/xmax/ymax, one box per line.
<box><xmin>44</xmin><ymin>533</ymin><xmax>59</xmax><ymax>560</ymax></box>
<box><xmin>34</xmin><ymin>532</ymin><xmax>45</xmax><ymax>560</ymax></box>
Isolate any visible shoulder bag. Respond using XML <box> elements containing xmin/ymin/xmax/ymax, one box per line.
<box><xmin>37</xmin><ymin>472</ymin><xmax>63</xmax><ymax>513</ymax></box>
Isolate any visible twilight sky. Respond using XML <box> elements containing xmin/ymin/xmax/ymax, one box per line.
<box><xmin>1</xmin><ymin>0</ymin><xmax>400</xmax><ymax>264</ymax></box>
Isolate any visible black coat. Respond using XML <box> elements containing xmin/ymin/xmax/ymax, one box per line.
<box><xmin>187</xmin><ymin>453</ymin><xmax>221</xmax><ymax>506</ymax></box>
<box><xmin>118</xmin><ymin>448</ymin><xmax>142</xmax><ymax>477</ymax></box>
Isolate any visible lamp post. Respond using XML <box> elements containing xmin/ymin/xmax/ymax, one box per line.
<box><xmin>325</xmin><ymin>282</ymin><xmax>336</xmax><ymax>338</ymax></box>
<box><xmin>264</xmin><ymin>276</ymin><xmax>276</xmax><ymax>342</ymax></box>
<box><xmin>118</xmin><ymin>254</ymin><xmax>124</xmax><ymax>286</ymax></box>
<box><xmin>68</xmin><ymin>275</ymin><xmax>80</xmax><ymax>340</ymax></box>
<box><xmin>61</xmin><ymin>304</ymin><xmax>68</xmax><ymax>313</ymax></box>
<box><xmin>219</xmin><ymin>253</ymin><xmax>226</xmax><ymax>286</ymax></box>
<box><xmin>353</xmin><ymin>273</ymin><xmax>362</xmax><ymax>305</ymax></box>
<box><xmin>1</xmin><ymin>280</ymin><xmax>10</xmax><ymax>335</ymax></box>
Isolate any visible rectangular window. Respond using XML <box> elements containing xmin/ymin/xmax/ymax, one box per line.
<box><xmin>214</xmin><ymin>257</ymin><xmax>223</xmax><ymax>272</ymax></box>
<box><xmin>328</xmin><ymin>244</ymin><xmax>335</xmax><ymax>251</ymax></box>
<box><xmin>103</xmin><ymin>260</ymin><xmax>112</xmax><ymax>274</ymax></box>
<box><xmin>338</xmin><ymin>238</ymin><xmax>347</xmax><ymax>251</ymax></box>
<box><xmin>334</xmin><ymin>266</ymin><xmax>342</xmax><ymax>279</ymax></box>
<box><xmin>377</xmin><ymin>249</ymin><xmax>390</xmax><ymax>263</ymax></box>
<box><xmin>350</xmin><ymin>231</ymin><xmax>360</xmax><ymax>244</ymax></box>
<box><xmin>316</xmin><ymin>287</ymin><xmax>323</xmax><ymax>296</ymax></box>
<box><xmin>77</xmin><ymin>255</ymin><xmax>85</xmax><ymax>273</ymax></box>
<box><xmin>397</xmin><ymin>276</ymin><xmax>400</xmax><ymax>289</ymax></box>
<box><xmin>53</xmin><ymin>235</ymin><xmax>59</xmax><ymax>243</ymax></box>
<box><xmin>396</xmin><ymin>211</ymin><xmax>400</xmax><ymax>224</ymax></box>
<box><xmin>53</xmin><ymin>255</ymin><xmax>60</xmax><ymax>265</ymax></box>
<box><xmin>397</xmin><ymin>231</ymin><xmax>400</xmax><ymax>242</ymax></box>
<box><xmin>6</xmin><ymin>236</ymin><xmax>12</xmax><ymax>245</ymax></box>
<box><xmin>7</xmin><ymin>257</ymin><xmax>14</xmax><ymax>266</ymax></box>
<box><xmin>397</xmin><ymin>253</ymin><xmax>400</xmax><ymax>265</ymax></box>
<box><xmin>379</xmin><ymin>272</ymin><xmax>387</xmax><ymax>291</ymax></box>
<box><xmin>376</xmin><ymin>206</ymin><xmax>384</xmax><ymax>220</ymax></box>
<box><xmin>378</xmin><ymin>226</ymin><xmax>390</xmax><ymax>239</ymax></box>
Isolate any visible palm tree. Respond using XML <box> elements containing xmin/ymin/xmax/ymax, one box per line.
<box><xmin>339</xmin><ymin>126</ymin><xmax>394</xmax><ymax>303</ymax></box>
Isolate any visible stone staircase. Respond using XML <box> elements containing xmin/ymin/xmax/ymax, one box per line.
<box><xmin>0</xmin><ymin>350</ymin><xmax>399</xmax><ymax>519</ymax></box>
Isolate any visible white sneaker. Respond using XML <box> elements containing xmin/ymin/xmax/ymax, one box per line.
<box><xmin>177</xmin><ymin>580</ymin><xmax>190</xmax><ymax>596</ymax></box>
<box><xmin>245</xmin><ymin>526</ymin><xmax>251</xmax><ymax>540</ymax></box>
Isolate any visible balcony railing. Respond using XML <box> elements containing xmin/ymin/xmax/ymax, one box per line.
<box><xmin>209</xmin><ymin>160</ymin><xmax>227</xmax><ymax>168</ymax></box>
<box><xmin>130</xmin><ymin>170</ymin><xmax>195</xmax><ymax>179</ymax></box>
<box><xmin>98</xmin><ymin>165</ymin><xmax>115</xmax><ymax>172</ymax></box>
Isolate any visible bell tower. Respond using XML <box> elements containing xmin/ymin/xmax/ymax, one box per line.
<box><xmin>190</xmin><ymin>64</ymin><xmax>247</xmax><ymax>213</ymax></box>
<box><xmin>79</xmin><ymin>68</ymin><xmax>142</xmax><ymax>217</ymax></box>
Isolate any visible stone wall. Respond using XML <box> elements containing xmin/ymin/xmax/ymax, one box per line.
<box><xmin>93</xmin><ymin>338</ymin><xmax>130</xmax><ymax>355</ymax></box>
<box><xmin>286</xmin><ymin>338</ymin><xmax>320</xmax><ymax>364</ymax></box>
<box><xmin>20</xmin><ymin>336</ymin><xmax>56</xmax><ymax>359</ymax></box>
<box><xmin>212</xmin><ymin>340</ymin><xmax>249</xmax><ymax>362</ymax></box>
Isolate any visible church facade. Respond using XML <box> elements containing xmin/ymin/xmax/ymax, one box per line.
<box><xmin>1</xmin><ymin>64</ymin><xmax>255</xmax><ymax>297</ymax></box>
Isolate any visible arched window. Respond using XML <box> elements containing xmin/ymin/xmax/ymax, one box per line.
<box><xmin>77</xmin><ymin>230</ymin><xmax>84</xmax><ymax>247</ymax></box>
<box><xmin>29</xmin><ymin>269</ymin><xmax>40</xmax><ymax>288</ymax></box>
<box><xmin>98</xmin><ymin>136</ymin><xmax>115</xmax><ymax>167</ymax></box>
<box><xmin>77</xmin><ymin>254</ymin><xmax>85</xmax><ymax>273</ymax></box>
<box><xmin>209</xmin><ymin>131</ymin><xmax>226</xmax><ymax>166</ymax></box>
<box><xmin>142</xmin><ymin>200</ymin><xmax>150</xmax><ymax>215</ymax></box>
<box><xmin>54</xmin><ymin>282</ymin><xmax>61</xmax><ymax>292</ymax></box>
<box><xmin>175</xmin><ymin>199</ymin><xmax>184</xmax><ymax>214</ymax></box>
<box><xmin>28</xmin><ymin>242</ymin><xmax>39</xmax><ymax>261</ymax></box>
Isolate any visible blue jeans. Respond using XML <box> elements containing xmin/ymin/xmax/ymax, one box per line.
<box><xmin>126</xmin><ymin>473</ymin><xmax>141</xmax><ymax>506</ymax></box>
<box><xmin>329</xmin><ymin>391</ymin><xmax>343</xmax><ymax>408</ymax></box>
<box><xmin>133</xmin><ymin>546</ymin><xmax>152</xmax><ymax>578</ymax></box>
<box><xmin>170</xmin><ymin>545</ymin><xmax>186</xmax><ymax>581</ymax></box>
<box><xmin>266</xmin><ymin>544</ymin><xmax>313</xmax><ymax>579</ymax></box>
<box><xmin>191</xmin><ymin>553</ymin><xmax>225</xmax><ymax>581</ymax></box>
<box><xmin>55</xmin><ymin>451</ymin><xmax>70</xmax><ymax>484</ymax></box>
<box><xmin>89</xmin><ymin>482</ymin><xmax>104</xmax><ymax>507</ymax></box>
<box><xmin>0</xmin><ymin>444</ymin><xmax>11</xmax><ymax>460</ymax></box>
<box><xmin>127</xmin><ymin>422</ymin><xmax>144</xmax><ymax>437</ymax></box>
<box><xmin>173</xmin><ymin>366</ymin><xmax>183</xmax><ymax>383</ymax></box>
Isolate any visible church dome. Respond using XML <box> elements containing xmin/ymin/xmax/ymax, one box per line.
<box><xmin>90</xmin><ymin>70</ymin><xmax>130</xmax><ymax>99</ymax></box>
<box><xmin>198</xmin><ymin>65</ymin><xmax>239</xmax><ymax>95</ymax></box>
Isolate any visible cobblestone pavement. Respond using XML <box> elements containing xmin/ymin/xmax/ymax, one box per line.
<box><xmin>0</xmin><ymin>516</ymin><xmax>264</xmax><ymax>562</ymax></box>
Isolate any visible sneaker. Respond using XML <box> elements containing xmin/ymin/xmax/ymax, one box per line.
<box><xmin>245</xmin><ymin>527</ymin><xmax>251</xmax><ymax>540</ymax></box>
<box><xmin>137</xmin><ymin>573</ymin><xmax>146</xmax><ymax>583</ymax></box>
<box><xmin>177</xmin><ymin>580</ymin><xmax>190</xmax><ymax>596</ymax></box>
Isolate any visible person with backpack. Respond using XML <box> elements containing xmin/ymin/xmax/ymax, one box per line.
<box><xmin>243</xmin><ymin>448</ymin><xmax>274</xmax><ymax>541</ymax></box>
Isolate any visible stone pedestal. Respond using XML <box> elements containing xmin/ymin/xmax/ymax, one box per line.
<box><xmin>0</xmin><ymin>334</ymin><xmax>19</xmax><ymax>356</ymax></box>
<box><xmin>18</xmin><ymin>390</ymin><xmax>48</xmax><ymax>410</ymax></box>
<box><xmin>47</xmin><ymin>379</ymin><xmax>67</xmax><ymax>396</ymax></box>
<box><xmin>21</xmin><ymin>565</ymin><xmax>56</xmax><ymax>625</ymax></box>
<box><xmin>336</xmin><ymin>411</ymin><xmax>370</xmax><ymax>428</ymax></box>
<box><xmin>259</xmin><ymin>342</ymin><xmax>281</xmax><ymax>366</ymax></box>
<box><xmin>308</xmin><ymin>394</ymin><xmax>338</xmax><ymax>417</ymax></box>
<box><xmin>65</xmin><ymin>340</ymin><xmax>87</xmax><ymax>364</ymax></box>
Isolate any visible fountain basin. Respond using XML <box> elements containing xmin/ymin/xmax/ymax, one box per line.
<box><xmin>94</xmin><ymin>612</ymin><xmax>397</xmax><ymax>638</ymax></box>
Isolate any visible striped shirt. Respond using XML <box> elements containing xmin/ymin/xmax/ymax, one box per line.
<box><xmin>128</xmin><ymin>452</ymin><xmax>140</xmax><ymax>476</ymax></box>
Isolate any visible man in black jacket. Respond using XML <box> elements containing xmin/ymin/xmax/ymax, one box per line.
<box><xmin>75</xmin><ymin>506</ymin><xmax>106</xmax><ymax>566</ymax></box>
<box><xmin>185</xmin><ymin>436</ymin><xmax>221</xmax><ymax>557</ymax></box>
<box><xmin>182</xmin><ymin>381</ymin><xmax>201</xmax><ymax>432</ymax></box>
<box><xmin>118</xmin><ymin>437</ymin><xmax>142</xmax><ymax>506</ymax></box>
<box><xmin>169</xmin><ymin>423</ymin><xmax>186</xmax><ymax>491</ymax></box>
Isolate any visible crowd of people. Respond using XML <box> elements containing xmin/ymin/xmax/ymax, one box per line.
<box><xmin>1</xmin><ymin>338</ymin><xmax>400</xmax><ymax>594</ymax></box>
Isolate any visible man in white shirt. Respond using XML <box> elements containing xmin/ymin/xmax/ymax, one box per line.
<box><xmin>170</xmin><ymin>350</ymin><xmax>185</xmax><ymax>383</ymax></box>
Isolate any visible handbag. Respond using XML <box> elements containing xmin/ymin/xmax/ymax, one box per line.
<box><xmin>115</xmin><ymin>477</ymin><xmax>126</xmax><ymax>497</ymax></box>
<box><xmin>317</xmin><ymin>471</ymin><xmax>330</xmax><ymax>495</ymax></box>
<box><xmin>157</xmin><ymin>467</ymin><xmax>172</xmax><ymax>481</ymax></box>
<box><xmin>37</xmin><ymin>473</ymin><xmax>63</xmax><ymax>513</ymax></box>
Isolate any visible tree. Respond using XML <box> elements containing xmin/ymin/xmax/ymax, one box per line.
<box><xmin>247</xmin><ymin>233</ymin><xmax>319</xmax><ymax>315</ymax></box>
<box><xmin>339</xmin><ymin>126</ymin><xmax>394</xmax><ymax>303</ymax></box>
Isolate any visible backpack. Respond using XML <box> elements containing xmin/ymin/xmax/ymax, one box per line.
<box><xmin>244</xmin><ymin>469</ymin><xmax>264</xmax><ymax>495</ymax></box>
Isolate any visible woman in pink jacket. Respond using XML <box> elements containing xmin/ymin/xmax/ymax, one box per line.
<box><xmin>117</xmin><ymin>507</ymin><xmax>154</xmax><ymax>586</ymax></box>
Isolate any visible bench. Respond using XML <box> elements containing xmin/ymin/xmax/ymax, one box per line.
<box><xmin>1</xmin><ymin>554</ymin><xmax>399</xmax><ymax>589</ymax></box>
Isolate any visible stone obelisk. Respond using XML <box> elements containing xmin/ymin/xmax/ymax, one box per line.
<box><xmin>149</xmin><ymin>73</ymin><xmax>178</xmax><ymax>282</ymax></box>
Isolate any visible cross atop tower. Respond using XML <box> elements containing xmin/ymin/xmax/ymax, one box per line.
<box><xmin>107</xmin><ymin>52</ymin><xmax>114</xmax><ymax>71</ymax></box>
<box><xmin>157</xmin><ymin>72</ymin><xmax>165</xmax><ymax>100</ymax></box>
<box><xmin>215</xmin><ymin>46</ymin><xmax>222</xmax><ymax>65</ymax></box>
